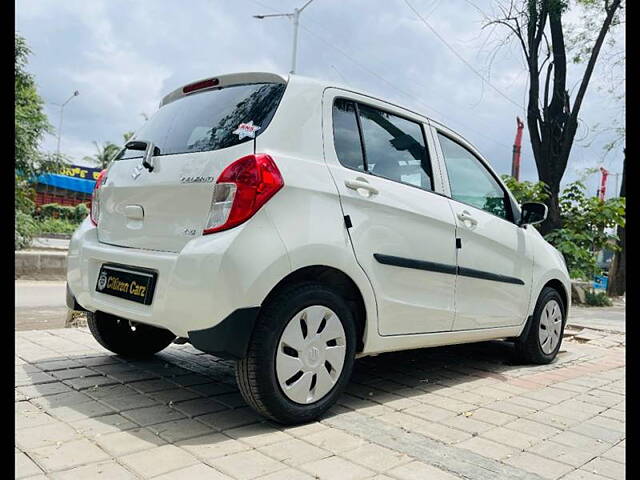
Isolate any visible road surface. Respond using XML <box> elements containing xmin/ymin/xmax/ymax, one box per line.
<box><xmin>15</xmin><ymin>280</ymin><xmax>68</xmax><ymax>331</ymax></box>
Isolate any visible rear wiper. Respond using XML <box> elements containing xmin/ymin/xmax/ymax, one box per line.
<box><xmin>125</xmin><ymin>140</ymin><xmax>160</xmax><ymax>172</ymax></box>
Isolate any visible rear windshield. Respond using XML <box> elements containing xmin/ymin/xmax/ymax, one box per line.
<box><xmin>117</xmin><ymin>82</ymin><xmax>286</xmax><ymax>159</ymax></box>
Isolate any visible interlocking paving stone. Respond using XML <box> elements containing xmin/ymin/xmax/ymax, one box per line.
<box><xmin>581</xmin><ymin>457</ymin><xmax>625</xmax><ymax>480</ymax></box>
<box><xmin>151</xmin><ymin>463</ymin><xmax>232</xmax><ymax>479</ymax></box>
<box><xmin>16</xmin><ymin>421</ymin><xmax>80</xmax><ymax>450</ymax></box>
<box><xmin>146</xmin><ymin>418</ymin><xmax>215</xmax><ymax>443</ymax></box>
<box><xmin>15</xmin><ymin>450</ymin><xmax>44</xmax><ymax>479</ymax></box>
<box><xmin>29</xmin><ymin>438</ymin><xmax>110</xmax><ymax>472</ymax></box>
<box><xmin>300</xmin><ymin>455</ymin><xmax>375</xmax><ymax>480</ymax></box>
<box><xmin>208</xmin><ymin>449</ymin><xmax>286</xmax><ymax>480</ymax></box>
<box><xmin>504</xmin><ymin>452</ymin><xmax>574</xmax><ymax>480</ymax></box>
<box><xmin>120</xmin><ymin>404</ymin><xmax>186</xmax><ymax>427</ymax></box>
<box><xmin>15</xmin><ymin>328</ymin><xmax>626</xmax><ymax>480</ymax></box>
<box><xmin>48</xmin><ymin>461</ymin><xmax>137</xmax><ymax>479</ymax></box>
<box><xmin>386</xmin><ymin>460</ymin><xmax>462</xmax><ymax>480</ymax></box>
<box><xmin>258</xmin><ymin>438</ymin><xmax>332</xmax><ymax>467</ymax></box>
<box><xmin>119</xmin><ymin>444</ymin><xmax>199</xmax><ymax>478</ymax></box>
<box><xmin>324</xmin><ymin>411</ymin><xmax>544</xmax><ymax>480</ymax></box>
<box><xmin>176</xmin><ymin>433</ymin><xmax>251</xmax><ymax>460</ymax></box>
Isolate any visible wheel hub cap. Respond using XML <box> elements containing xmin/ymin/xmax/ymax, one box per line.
<box><xmin>276</xmin><ymin>305</ymin><xmax>347</xmax><ymax>404</ymax></box>
<box><xmin>539</xmin><ymin>299</ymin><xmax>562</xmax><ymax>354</ymax></box>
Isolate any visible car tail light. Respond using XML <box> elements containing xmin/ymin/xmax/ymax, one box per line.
<box><xmin>90</xmin><ymin>169</ymin><xmax>107</xmax><ymax>225</ymax></box>
<box><xmin>204</xmin><ymin>154</ymin><xmax>283</xmax><ymax>234</ymax></box>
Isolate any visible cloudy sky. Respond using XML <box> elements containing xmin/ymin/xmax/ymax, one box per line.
<box><xmin>16</xmin><ymin>0</ymin><xmax>625</xmax><ymax>196</ymax></box>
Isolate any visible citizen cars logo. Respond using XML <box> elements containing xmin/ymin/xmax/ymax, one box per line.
<box><xmin>180</xmin><ymin>176</ymin><xmax>215</xmax><ymax>184</ymax></box>
<box><xmin>97</xmin><ymin>271</ymin><xmax>108</xmax><ymax>291</ymax></box>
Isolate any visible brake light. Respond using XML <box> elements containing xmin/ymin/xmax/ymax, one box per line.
<box><xmin>90</xmin><ymin>169</ymin><xmax>107</xmax><ymax>225</ymax></box>
<box><xmin>204</xmin><ymin>154</ymin><xmax>283</xmax><ymax>234</ymax></box>
<box><xmin>183</xmin><ymin>78</ymin><xmax>219</xmax><ymax>94</ymax></box>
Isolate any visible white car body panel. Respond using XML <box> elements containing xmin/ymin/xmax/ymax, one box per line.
<box><xmin>321</xmin><ymin>88</ymin><xmax>457</xmax><ymax>336</ymax></box>
<box><xmin>67</xmin><ymin>72</ymin><xmax>570</xmax><ymax>357</ymax></box>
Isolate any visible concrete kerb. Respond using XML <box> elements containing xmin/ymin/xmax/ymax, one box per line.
<box><xmin>15</xmin><ymin>250</ymin><xmax>68</xmax><ymax>280</ymax></box>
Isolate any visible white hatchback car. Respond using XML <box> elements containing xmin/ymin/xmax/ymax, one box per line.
<box><xmin>67</xmin><ymin>72</ymin><xmax>570</xmax><ymax>424</ymax></box>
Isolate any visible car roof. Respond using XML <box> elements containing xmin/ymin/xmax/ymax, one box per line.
<box><xmin>161</xmin><ymin>71</ymin><xmax>472</xmax><ymax>150</ymax></box>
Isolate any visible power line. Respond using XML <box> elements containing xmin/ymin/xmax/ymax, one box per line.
<box><xmin>245</xmin><ymin>0</ymin><xmax>512</xmax><ymax>149</ymax></box>
<box><xmin>298</xmin><ymin>24</ymin><xmax>512</xmax><ymax>149</ymax></box>
<box><xmin>403</xmin><ymin>0</ymin><xmax>523</xmax><ymax>111</ymax></box>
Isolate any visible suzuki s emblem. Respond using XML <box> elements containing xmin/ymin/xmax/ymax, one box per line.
<box><xmin>131</xmin><ymin>164</ymin><xmax>143</xmax><ymax>180</ymax></box>
<box><xmin>97</xmin><ymin>271</ymin><xmax>108</xmax><ymax>291</ymax></box>
<box><xmin>309</xmin><ymin>346</ymin><xmax>319</xmax><ymax>362</ymax></box>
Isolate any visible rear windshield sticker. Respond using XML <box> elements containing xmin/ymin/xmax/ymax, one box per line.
<box><xmin>233</xmin><ymin>121</ymin><xmax>261</xmax><ymax>139</ymax></box>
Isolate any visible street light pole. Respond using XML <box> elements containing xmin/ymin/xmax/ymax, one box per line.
<box><xmin>56</xmin><ymin>90</ymin><xmax>80</xmax><ymax>158</ymax></box>
<box><xmin>253</xmin><ymin>0</ymin><xmax>316</xmax><ymax>74</ymax></box>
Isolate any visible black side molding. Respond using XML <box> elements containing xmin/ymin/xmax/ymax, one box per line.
<box><xmin>373</xmin><ymin>254</ymin><xmax>457</xmax><ymax>275</ymax></box>
<box><xmin>373</xmin><ymin>253</ymin><xmax>524</xmax><ymax>286</ymax></box>
<box><xmin>458</xmin><ymin>266</ymin><xmax>525</xmax><ymax>285</ymax></box>
<box><xmin>188</xmin><ymin>307</ymin><xmax>260</xmax><ymax>360</ymax></box>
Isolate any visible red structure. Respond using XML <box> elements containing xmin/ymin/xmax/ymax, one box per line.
<box><xmin>511</xmin><ymin>117</ymin><xmax>524</xmax><ymax>180</ymax></box>
<box><xmin>598</xmin><ymin>166</ymin><xmax>609</xmax><ymax>201</ymax></box>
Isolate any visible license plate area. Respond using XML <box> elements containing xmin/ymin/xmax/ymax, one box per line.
<box><xmin>96</xmin><ymin>264</ymin><xmax>157</xmax><ymax>305</ymax></box>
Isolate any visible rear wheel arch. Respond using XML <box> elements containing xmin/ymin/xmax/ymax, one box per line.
<box><xmin>261</xmin><ymin>265</ymin><xmax>367</xmax><ymax>352</ymax></box>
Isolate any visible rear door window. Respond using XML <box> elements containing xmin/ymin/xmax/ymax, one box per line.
<box><xmin>118</xmin><ymin>82</ymin><xmax>286</xmax><ymax>159</ymax></box>
<box><xmin>332</xmin><ymin>99</ymin><xmax>365</xmax><ymax>171</ymax></box>
<box><xmin>358</xmin><ymin>104</ymin><xmax>433</xmax><ymax>191</ymax></box>
<box><xmin>331</xmin><ymin>99</ymin><xmax>434</xmax><ymax>191</ymax></box>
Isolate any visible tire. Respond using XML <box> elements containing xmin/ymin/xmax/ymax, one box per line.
<box><xmin>236</xmin><ymin>282</ymin><xmax>357</xmax><ymax>425</ymax></box>
<box><xmin>515</xmin><ymin>287</ymin><xmax>566</xmax><ymax>364</ymax></box>
<box><xmin>87</xmin><ymin>311</ymin><xmax>175</xmax><ymax>357</ymax></box>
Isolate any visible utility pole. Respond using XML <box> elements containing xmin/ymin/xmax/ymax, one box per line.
<box><xmin>597</xmin><ymin>166</ymin><xmax>609</xmax><ymax>201</ymax></box>
<box><xmin>55</xmin><ymin>90</ymin><xmax>80</xmax><ymax>158</ymax></box>
<box><xmin>253</xmin><ymin>0</ymin><xmax>316</xmax><ymax>74</ymax></box>
<box><xmin>511</xmin><ymin>117</ymin><xmax>524</xmax><ymax>180</ymax></box>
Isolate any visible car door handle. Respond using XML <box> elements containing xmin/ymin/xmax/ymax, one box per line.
<box><xmin>457</xmin><ymin>210</ymin><xmax>477</xmax><ymax>226</ymax></box>
<box><xmin>344</xmin><ymin>178</ymin><xmax>379</xmax><ymax>195</ymax></box>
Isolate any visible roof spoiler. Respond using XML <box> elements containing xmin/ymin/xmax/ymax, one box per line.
<box><xmin>160</xmin><ymin>72</ymin><xmax>287</xmax><ymax>107</ymax></box>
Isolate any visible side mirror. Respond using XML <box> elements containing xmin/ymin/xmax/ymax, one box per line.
<box><xmin>519</xmin><ymin>202</ymin><xmax>548</xmax><ymax>226</ymax></box>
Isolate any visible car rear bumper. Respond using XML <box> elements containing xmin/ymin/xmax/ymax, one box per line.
<box><xmin>67</xmin><ymin>214</ymin><xmax>290</xmax><ymax>339</ymax></box>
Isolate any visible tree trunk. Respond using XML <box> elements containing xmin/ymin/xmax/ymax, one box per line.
<box><xmin>607</xmin><ymin>151</ymin><xmax>626</xmax><ymax>296</ymax></box>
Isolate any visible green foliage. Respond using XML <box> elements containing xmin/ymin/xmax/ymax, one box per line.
<box><xmin>83</xmin><ymin>141</ymin><xmax>121</xmax><ymax>169</ymax></box>
<box><xmin>505</xmin><ymin>176</ymin><xmax>625</xmax><ymax>280</ymax></box>
<box><xmin>545</xmin><ymin>181</ymin><xmax>625</xmax><ymax>279</ymax></box>
<box><xmin>38</xmin><ymin>203</ymin><xmax>89</xmax><ymax>223</ymax></box>
<box><xmin>585</xmin><ymin>289</ymin><xmax>613</xmax><ymax>307</ymax></box>
<box><xmin>501</xmin><ymin>175</ymin><xmax>550</xmax><ymax>204</ymax></box>
<box><xmin>15</xmin><ymin>33</ymin><xmax>61</xmax><ymax>180</ymax></box>
<box><xmin>15</xmin><ymin>211</ymin><xmax>38</xmax><ymax>249</ymax></box>
<box><xmin>35</xmin><ymin>218</ymin><xmax>79</xmax><ymax>235</ymax></box>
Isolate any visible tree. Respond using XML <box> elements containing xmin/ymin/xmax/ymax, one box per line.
<box><xmin>15</xmin><ymin>33</ymin><xmax>61</xmax><ymax>248</ymax></box>
<box><xmin>606</xmin><ymin>150</ymin><xmax>625</xmax><ymax>296</ymax></box>
<box><xmin>544</xmin><ymin>179</ymin><xmax>624</xmax><ymax>279</ymax></box>
<box><xmin>83</xmin><ymin>141</ymin><xmax>121</xmax><ymax>169</ymax></box>
<box><xmin>501</xmin><ymin>175</ymin><xmax>549</xmax><ymax>204</ymax></box>
<box><xmin>15</xmin><ymin>34</ymin><xmax>61</xmax><ymax>201</ymax></box>
<box><xmin>487</xmin><ymin>0</ymin><xmax>624</xmax><ymax>234</ymax></box>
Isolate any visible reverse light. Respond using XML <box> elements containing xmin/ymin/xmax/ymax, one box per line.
<box><xmin>90</xmin><ymin>169</ymin><xmax>107</xmax><ymax>225</ymax></box>
<box><xmin>204</xmin><ymin>154</ymin><xmax>284</xmax><ymax>234</ymax></box>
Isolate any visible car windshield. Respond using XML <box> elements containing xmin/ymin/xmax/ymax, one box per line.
<box><xmin>116</xmin><ymin>82</ymin><xmax>286</xmax><ymax>159</ymax></box>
